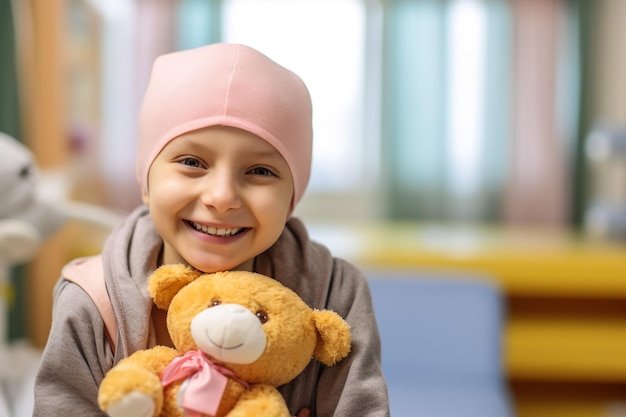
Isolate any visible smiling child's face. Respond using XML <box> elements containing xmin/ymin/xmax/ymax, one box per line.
<box><xmin>142</xmin><ymin>125</ymin><xmax>294</xmax><ymax>273</ymax></box>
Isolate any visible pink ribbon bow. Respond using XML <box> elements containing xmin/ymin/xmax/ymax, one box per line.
<box><xmin>161</xmin><ymin>350</ymin><xmax>250</xmax><ymax>417</ymax></box>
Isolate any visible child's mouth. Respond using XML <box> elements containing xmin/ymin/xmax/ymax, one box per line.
<box><xmin>186</xmin><ymin>220</ymin><xmax>245</xmax><ymax>237</ymax></box>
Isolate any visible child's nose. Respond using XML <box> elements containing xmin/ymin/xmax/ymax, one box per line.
<box><xmin>199</xmin><ymin>171</ymin><xmax>242</xmax><ymax>212</ymax></box>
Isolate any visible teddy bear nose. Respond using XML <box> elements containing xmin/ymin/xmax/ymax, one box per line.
<box><xmin>190</xmin><ymin>303</ymin><xmax>267</xmax><ymax>365</ymax></box>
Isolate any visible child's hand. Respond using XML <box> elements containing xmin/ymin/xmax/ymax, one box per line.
<box><xmin>296</xmin><ymin>408</ymin><xmax>311</xmax><ymax>417</ymax></box>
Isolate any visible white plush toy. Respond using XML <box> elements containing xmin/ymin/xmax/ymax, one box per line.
<box><xmin>0</xmin><ymin>133</ymin><xmax>55</xmax><ymax>263</ymax></box>
<box><xmin>0</xmin><ymin>131</ymin><xmax>124</xmax><ymax>417</ymax></box>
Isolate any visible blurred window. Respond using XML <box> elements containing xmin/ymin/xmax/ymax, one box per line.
<box><xmin>221</xmin><ymin>0</ymin><xmax>374</xmax><ymax>193</ymax></box>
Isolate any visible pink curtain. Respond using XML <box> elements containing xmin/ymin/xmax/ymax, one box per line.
<box><xmin>504</xmin><ymin>0</ymin><xmax>571</xmax><ymax>226</ymax></box>
<box><xmin>134</xmin><ymin>0</ymin><xmax>179</xmax><ymax>104</ymax></box>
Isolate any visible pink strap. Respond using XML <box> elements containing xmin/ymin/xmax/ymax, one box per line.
<box><xmin>63</xmin><ymin>255</ymin><xmax>117</xmax><ymax>351</ymax></box>
<box><xmin>161</xmin><ymin>350</ymin><xmax>246</xmax><ymax>416</ymax></box>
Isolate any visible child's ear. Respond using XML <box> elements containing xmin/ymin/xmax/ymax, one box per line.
<box><xmin>311</xmin><ymin>310</ymin><xmax>352</xmax><ymax>366</ymax></box>
<box><xmin>141</xmin><ymin>185</ymin><xmax>150</xmax><ymax>205</ymax></box>
<box><xmin>148</xmin><ymin>264</ymin><xmax>201</xmax><ymax>309</ymax></box>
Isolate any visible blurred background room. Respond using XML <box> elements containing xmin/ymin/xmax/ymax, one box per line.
<box><xmin>2</xmin><ymin>0</ymin><xmax>626</xmax><ymax>416</ymax></box>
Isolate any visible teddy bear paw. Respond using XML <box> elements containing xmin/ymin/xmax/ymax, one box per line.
<box><xmin>105</xmin><ymin>391</ymin><xmax>156</xmax><ymax>417</ymax></box>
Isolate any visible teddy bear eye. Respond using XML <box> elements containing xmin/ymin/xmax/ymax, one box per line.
<box><xmin>210</xmin><ymin>300</ymin><xmax>221</xmax><ymax>307</ymax></box>
<box><xmin>256</xmin><ymin>310</ymin><xmax>269</xmax><ymax>324</ymax></box>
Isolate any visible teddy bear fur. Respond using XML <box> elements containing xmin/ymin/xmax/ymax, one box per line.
<box><xmin>98</xmin><ymin>264</ymin><xmax>351</xmax><ymax>417</ymax></box>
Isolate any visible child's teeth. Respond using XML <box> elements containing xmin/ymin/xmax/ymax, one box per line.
<box><xmin>194</xmin><ymin>222</ymin><xmax>240</xmax><ymax>237</ymax></box>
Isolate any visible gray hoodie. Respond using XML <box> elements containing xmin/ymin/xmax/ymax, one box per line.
<box><xmin>34</xmin><ymin>206</ymin><xmax>389</xmax><ymax>416</ymax></box>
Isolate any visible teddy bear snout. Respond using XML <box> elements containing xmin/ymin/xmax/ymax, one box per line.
<box><xmin>190</xmin><ymin>303</ymin><xmax>267</xmax><ymax>365</ymax></box>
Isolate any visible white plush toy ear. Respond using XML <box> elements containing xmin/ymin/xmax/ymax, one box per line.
<box><xmin>0</xmin><ymin>219</ymin><xmax>42</xmax><ymax>264</ymax></box>
<box><xmin>311</xmin><ymin>310</ymin><xmax>352</xmax><ymax>366</ymax></box>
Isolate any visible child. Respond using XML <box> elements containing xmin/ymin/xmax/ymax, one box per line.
<box><xmin>34</xmin><ymin>43</ymin><xmax>389</xmax><ymax>416</ymax></box>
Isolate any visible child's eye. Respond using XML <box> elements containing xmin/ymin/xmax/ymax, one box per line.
<box><xmin>180</xmin><ymin>157</ymin><xmax>202</xmax><ymax>168</ymax></box>
<box><xmin>249</xmin><ymin>166</ymin><xmax>276</xmax><ymax>177</ymax></box>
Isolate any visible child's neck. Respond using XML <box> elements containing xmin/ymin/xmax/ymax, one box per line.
<box><xmin>152</xmin><ymin>304</ymin><xmax>173</xmax><ymax>347</ymax></box>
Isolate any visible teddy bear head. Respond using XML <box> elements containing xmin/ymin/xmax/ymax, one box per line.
<box><xmin>148</xmin><ymin>264</ymin><xmax>351</xmax><ymax>387</ymax></box>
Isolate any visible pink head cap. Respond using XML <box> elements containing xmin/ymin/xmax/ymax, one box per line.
<box><xmin>137</xmin><ymin>43</ymin><xmax>313</xmax><ymax>209</ymax></box>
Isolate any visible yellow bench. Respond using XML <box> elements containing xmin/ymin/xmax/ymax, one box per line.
<box><xmin>310</xmin><ymin>222</ymin><xmax>626</xmax><ymax>417</ymax></box>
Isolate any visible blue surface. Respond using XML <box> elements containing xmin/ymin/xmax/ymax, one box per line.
<box><xmin>368</xmin><ymin>272</ymin><xmax>515</xmax><ymax>417</ymax></box>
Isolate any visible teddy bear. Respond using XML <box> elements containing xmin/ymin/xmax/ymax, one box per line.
<box><xmin>98</xmin><ymin>264</ymin><xmax>352</xmax><ymax>417</ymax></box>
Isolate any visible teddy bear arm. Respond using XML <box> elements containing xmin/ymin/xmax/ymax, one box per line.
<box><xmin>126</xmin><ymin>345</ymin><xmax>181</xmax><ymax>373</ymax></box>
<box><xmin>225</xmin><ymin>384</ymin><xmax>291</xmax><ymax>417</ymax></box>
<box><xmin>98</xmin><ymin>346</ymin><xmax>179</xmax><ymax>417</ymax></box>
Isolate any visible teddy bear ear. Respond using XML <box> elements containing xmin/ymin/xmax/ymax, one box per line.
<box><xmin>311</xmin><ymin>310</ymin><xmax>352</xmax><ymax>366</ymax></box>
<box><xmin>148</xmin><ymin>264</ymin><xmax>202</xmax><ymax>309</ymax></box>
